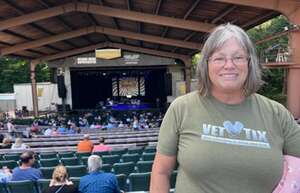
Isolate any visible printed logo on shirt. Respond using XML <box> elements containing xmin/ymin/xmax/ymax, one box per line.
<box><xmin>201</xmin><ymin>121</ymin><xmax>271</xmax><ymax>149</ymax></box>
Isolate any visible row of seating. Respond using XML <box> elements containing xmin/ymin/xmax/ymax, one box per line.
<box><xmin>0</xmin><ymin>145</ymin><xmax>156</xmax><ymax>161</ymax></box>
<box><xmin>0</xmin><ymin>171</ymin><xmax>176</xmax><ymax>193</ymax></box>
<box><xmin>0</xmin><ymin>152</ymin><xmax>156</xmax><ymax>170</ymax></box>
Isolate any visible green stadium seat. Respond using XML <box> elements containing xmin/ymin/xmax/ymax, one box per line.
<box><xmin>102</xmin><ymin>155</ymin><xmax>120</xmax><ymax>165</ymax></box>
<box><xmin>144</xmin><ymin>146</ymin><xmax>157</xmax><ymax>153</ymax></box>
<box><xmin>101</xmin><ymin>164</ymin><xmax>112</xmax><ymax>173</ymax></box>
<box><xmin>0</xmin><ymin>183</ymin><xmax>7</xmax><ymax>193</ymax></box>
<box><xmin>122</xmin><ymin>153</ymin><xmax>140</xmax><ymax>163</ymax></box>
<box><xmin>39</xmin><ymin>158</ymin><xmax>60</xmax><ymax>167</ymax></box>
<box><xmin>93</xmin><ymin>151</ymin><xmax>110</xmax><ymax>157</ymax></box>
<box><xmin>76</xmin><ymin>152</ymin><xmax>91</xmax><ymax>159</ymax></box>
<box><xmin>110</xmin><ymin>148</ymin><xmax>127</xmax><ymax>156</ymax></box>
<box><xmin>3</xmin><ymin>154</ymin><xmax>20</xmax><ymax>162</ymax></box>
<box><xmin>80</xmin><ymin>156</ymin><xmax>89</xmax><ymax>166</ymax></box>
<box><xmin>39</xmin><ymin>153</ymin><xmax>58</xmax><ymax>159</ymax></box>
<box><xmin>69</xmin><ymin>177</ymin><xmax>81</xmax><ymax>188</ymax></box>
<box><xmin>128</xmin><ymin>172</ymin><xmax>151</xmax><ymax>191</ymax></box>
<box><xmin>116</xmin><ymin>174</ymin><xmax>127</xmax><ymax>191</ymax></box>
<box><xmin>0</xmin><ymin>160</ymin><xmax>18</xmax><ymax>170</ymax></box>
<box><xmin>58</xmin><ymin>152</ymin><xmax>75</xmax><ymax>158</ymax></box>
<box><xmin>60</xmin><ymin>157</ymin><xmax>80</xmax><ymax>166</ymax></box>
<box><xmin>127</xmin><ymin>147</ymin><xmax>144</xmax><ymax>154</ymax></box>
<box><xmin>136</xmin><ymin>160</ymin><xmax>153</xmax><ymax>173</ymax></box>
<box><xmin>37</xmin><ymin>179</ymin><xmax>50</xmax><ymax>193</ymax></box>
<box><xmin>40</xmin><ymin>167</ymin><xmax>55</xmax><ymax>179</ymax></box>
<box><xmin>141</xmin><ymin>152</ymin><xmax>155</xmax><ymax>161</ymax></box>
<box><xmin>7</xmin><ymin>180</ymin><xmax>38</xmax><ymax>193</ymax></box>
<box><xmin>66</xmin><ymin>165</ymin><xmax>87</xmax><ymax>177</ymax></box>
<box><xmin>113</xmin><ymin>162</ymin><xmax>135</xmax><ymax>176</ymax></box>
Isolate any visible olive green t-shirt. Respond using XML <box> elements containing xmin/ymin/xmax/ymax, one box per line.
<box><xmin>157</xmin><ymin>91</ymin><xmax>300</xmax><ymax>193</ymax></box>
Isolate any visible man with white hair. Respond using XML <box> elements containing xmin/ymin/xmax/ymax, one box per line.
<box><xmin>79</xmin><ymin>155</ymin><xmax>122</xmax><ymax>193</ymax></box>
<box><xmin>77</xmin><ymin>134</ymin><xmax>94</xmax><ymax>153</ymax></box>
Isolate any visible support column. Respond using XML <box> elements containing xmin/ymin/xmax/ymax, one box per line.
<box><xmin>30</xmin><ymin>60</ymin><xmax>39</xmax><ymax>117</ymax></box>
<box><xmin>287</xmin><ymin>31</ymin><xmax>300</xmax><ymax>118</ymax></box>
<box><xmin>183</xmin><ymin>58</ymin><xmax>192</xmax><ymax>93</ymax></box>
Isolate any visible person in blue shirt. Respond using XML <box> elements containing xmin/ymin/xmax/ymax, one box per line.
<box><xmin>79</xmin><ymin>155</ymin><xmax>122</xmax><ymax>193</ymax></box>
<box><xmin>11</xmin><ymin>151</ymin><xmax>43</xmax><ymax>181</ymax></box>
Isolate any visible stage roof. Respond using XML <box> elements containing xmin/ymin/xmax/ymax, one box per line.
<box><xmin>0</xmin><ymin>0</ymin><xmax>281</xmax><ymax>62</ymax></box>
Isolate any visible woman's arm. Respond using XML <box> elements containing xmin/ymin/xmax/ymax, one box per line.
<box><xmin>150</xmin><ymin>152</ymin><xmax>177</xmax><ymax>193</ymax></box>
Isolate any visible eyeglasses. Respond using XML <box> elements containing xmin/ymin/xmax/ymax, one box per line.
<box><xmin>208</xmin><ymin>55</ymin><xmax>249</xmax><ymax>66</ymax></box>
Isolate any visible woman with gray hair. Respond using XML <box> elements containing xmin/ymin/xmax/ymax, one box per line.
<box><xmin>79</xmin><ymin>155</ymin><xmax>122</xmax><ymax>193</ymax></box>
<box><xmin>150</xmin><ymin>23</ymin><xmax>300</xmax><ymax>193</ymax></box>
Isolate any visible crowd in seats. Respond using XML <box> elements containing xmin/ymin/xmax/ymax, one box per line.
<box><xmin>0</xmin><ymin>145</ymin><xmax>173</xmax><ymax>193</ymax></box>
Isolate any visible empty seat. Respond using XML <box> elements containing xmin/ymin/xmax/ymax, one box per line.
<box><xmin>76</xmin><ymin>152</ymin><xmax>91</xmax><ymax>159</ymax></box>
<box><xmin>116</xmin><ymin>174</ymin><xmax>127</xmax><ymax>191</ymax></box>
<box><xmin>39</xmin><ymin>153</ymin><xmax>57</xmax><ymax>159</ymax></box>
<box><xmin>101</xmin><ymin>164</ymin><xmax>112</xmax><ymax>173</ymax></box>
<box><xmin>0</xmin><ymin>160</ymin><xmax>18</xmax><ymax>170</ymax></box>
<box><xmin>7</xmin><ymin>180</ymin><xmax>38</xmax><ymax>193</ymax></box>
<box><xmin>102</xmin><ymin>155</ymin><xmax>120</xmax><ymax>165</ymax></box>
<box><xmin>60</xmin><ymin>157</ymin><xmax>80</xmax><ymax>166</ymax></box>
<box><xmin>128</xmin><ymin>172</ymin><xmax>151</xmax><ymax>191</ymax></box>
<box><xmin>0</xmin><ymin>183</ymin><xmax>6</xmax><ymax>193</ymax></box>
<box><xmin>4</xmin><ymin>154</ymin><xmax>20</xmax><ymax>162</ymax></box>
<box><xmin>66</xmin><ymin>165</ymin><xmax>87</xmax><ymax>177</ymax></box>
<box><xmin>122</xmin><ymin>153</ymin><xmax>140</xmax><ymax>163</ymax></box>
<box><xmin>58</xmin><ymin>152</ymin><xmax>75</xmax><ymax>158</ymax></box>
<box><xmin>37</xmin><ymin>179</ymin><xmax>50</xmax><ymax>193</ymax></box>
<box><xmin>39</xmin><ymin>158</ymin><xmax>60</xmax><ymax>167</ymax></box>
<box><xmin>80</xmin><ymin>156</ymin><xmax>89</xmax><ymax>166</ymax></box>
<box><xmin>110</xmin><ymin>148</ymin><xmax>127</xmax><ymax>156</ymax></box>
<box><xmin>144</xmin><ymin>146</ymin><xmax>157</xmax><ymax>153</ymax></box>
<box><xmin>113</xmin><ymin>162</ymin><xmax>135</xmax><ymax>176</ymax></box>
<box><xmin>142</xmin><ymin>152</ymin><xmax>156</xmax><ymax>161</ymax></box>
<box><xmin>136</xmin><ymin>160</ymin><xmax>153</xmax><ymax>173</ymax></box>
<box><xmin>40</xmin><ymin>167</ymin><xmax>55</xmax><ymax>179</ymax></box>
<box><xmin>127</xmin><ymin>147</ymin><xmax>144</xmax><ymax>154</ymax></box>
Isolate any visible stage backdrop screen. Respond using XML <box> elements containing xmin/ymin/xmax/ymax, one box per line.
<box><xmin>112</xmin><ymin>77</ymin><xmax>145</xmax><ymax>96</ymax></box>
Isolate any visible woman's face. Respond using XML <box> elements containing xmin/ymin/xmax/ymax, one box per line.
<box><xmin>208</xmin><ymin>37</ymin><xmax>249</xmax><ymax>95</ymax></box>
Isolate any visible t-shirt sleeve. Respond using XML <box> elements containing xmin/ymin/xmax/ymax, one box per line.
<box><xmin>157</xmin><ymin>101</ymin><xmax>180</xmax><ymax>156</ymax></box>
<box><xmin>280</xmin><ymin>107</ymin><xmax>300</xmax><ymax>157</ymax></box>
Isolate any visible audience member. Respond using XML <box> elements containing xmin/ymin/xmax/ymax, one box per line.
<box><xmin>0</xmin><ymin>138</ymin><xmax>12</xmax><ymax>149</ymax></box>
<box><xmin>79</xmin><ymin>155</ymin><xmax>122</xmax><ymax>193</ymax></box>
<box><xmin>92</xmin><ymin>137</ymin><xmax>112</xmax><ymax>153</ymax></box>
<box><xmin>11</xmin><ymin>151</ymin><xmax>43</xmax><ymax>181</ymax></box>
<box><xmin>11</xmin><ymin>138</ymin><xmax>29</xmax><ymax>149</ymax></box>
<box><xmin>43</xmin><ymin>165</ymin><xmax>78</xmax><ymax>193</ymax></box>
<box><xmin>77</xmin><ymin>134</ymin><xmax>93</xmax><ymax>153</ymax></box>
<box><xmin>7</xmin><ymin>120</ymin><xmax>17</xmax><ymax>137</ymax></box>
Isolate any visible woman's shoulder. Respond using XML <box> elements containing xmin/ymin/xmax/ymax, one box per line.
<box><xmin>252</xmin><ymin>93</ymin><xmax>288</xmax><ymax>115</ymax></box>
<box><xmin>170</xmin><ymin>91</ymin><xmax>199</xmax><ymax>107</ymax></box>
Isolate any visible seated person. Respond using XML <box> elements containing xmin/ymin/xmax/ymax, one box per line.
<box><xmin>43</xmin><ymin>165</ymin><xmax>78</xmax><ymax>193</ymax></box>
<box><xmin>11</xmin><ymin>151</ymin><xmax>43</xmax><ymax>181</ymax></box>
<box><xmin>77</xmin><ymin>134</ymin><xmax>94</xmax><ymax>153</ymax></box>
<box><xmin>11</xmin><ymin>138</ymin><xmax>29</xmax><ymax>150</ymax></box>
<box><xmin>92</xmin><ymin>138</ymin><xmax>112</xmax><ymax>153</ymax></box>
<box><xmin>79</xmin><ymin>155</ymin><xmax>122</xmax><ymax>193</ymax></box>
<box><xmin>0</xmin><ymin>138</ymin><xmax>12</xmax><ymax>149</ymax></box>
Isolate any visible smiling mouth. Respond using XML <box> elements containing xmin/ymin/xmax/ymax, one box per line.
<box><xmin>220</xmin><ymin>74</ymin><xmax>238</xmax><ymax>79</ymax></box>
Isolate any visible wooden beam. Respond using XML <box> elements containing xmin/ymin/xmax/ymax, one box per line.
<box><xmin>0</xmin><ymin>2</ymin><xmax>215</xmax><ymax>33</ymax></box>
<box><xmin>262</xmin><ymin>62</ymin><xmax>300</xmax><ymax>69</ymax></box>
<box><xmin>77</xmin><ymin>2</ymin><xmax>215</xmax><ymax>32</ymax></box>
<box><xmin>1</xmin><ymin>26</ymin><xmax>202</xmax><ymax>56</ymax></box>
<box><xmin>154</xmin><ymin>0</ymin><xmax>163</xmax><ymax>14</ymax></box>
<box><xmin>0</xmin><ymin>27</ymin><xmax>96</xmax><ymax>56</ymax></box>
<box><xmin>211</xmin><ymin>5</ymin><xmax>237</xmax><ymax>24</ymax></box>
<box><xmin>0</xmin><ymin>3</ymin><xmax>75</xmax><ymax>31</ymax></box>
<box><xmin>183</xmin><ymin>0</ymin><xmax>202</xmax><ymax>19</ymax></box>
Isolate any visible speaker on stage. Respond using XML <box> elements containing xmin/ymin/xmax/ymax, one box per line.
<box><xmin>57</xmin><ymin>75</ymin><xmax>66</xmax><ymax>98</ymax></box>
<box><xmin>164</xmin><ymin>73</ymin><xmax>172</xmax><ymax>96</ymax></box>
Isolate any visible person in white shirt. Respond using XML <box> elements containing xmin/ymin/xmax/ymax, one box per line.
<box><xmin>11</xmin><ymin>138</ymin><xmax>29</xmax><ymax>150</ymax></box>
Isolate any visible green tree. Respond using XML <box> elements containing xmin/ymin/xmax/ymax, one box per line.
<box><xmin>0</xmin><ymin>57</ymin><xmax>49</xmax><ymax>93</ymax></box>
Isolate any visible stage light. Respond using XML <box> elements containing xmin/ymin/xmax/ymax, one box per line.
<box><xmin>102</xmin><ymin>73</ymin><xmax>106</xmax><ymax>76</ymax></box>
<box><xmin>95</xmin><ymin>48</ymin><xmax>121</xmax><ymax>59</ymax></box>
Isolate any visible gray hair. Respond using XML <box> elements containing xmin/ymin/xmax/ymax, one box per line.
<box><xmin>197</xmin><ymin>23</ymin><xmax>263</xmax><ymax>96</ymax></box>
<box><xmin>87</xmin><ymin>155</ymin><xmax>102</xmax><ymax>173</ymax></box>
